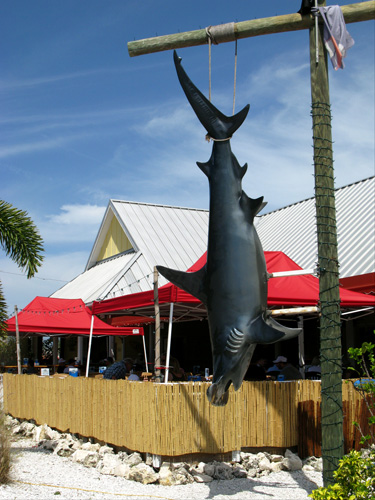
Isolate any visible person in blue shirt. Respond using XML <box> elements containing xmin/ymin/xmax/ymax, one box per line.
<box><xmin>103</xmin><ymin>358</ymin><xmax>138</xmax><ymax>380</ymax></box>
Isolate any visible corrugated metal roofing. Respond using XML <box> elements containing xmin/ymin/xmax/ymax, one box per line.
<box><xmin>255</xmin><ymin>177</ymin><xmax>375</xmax><ymax>279</ymax></box>
<box><xmin>51</xmin><ymin>201</ymin><xmax>209</xmax><ymax>303</ymax></box>
<box><xmin>110</xmin><ymin>200</ymin><xmax>209</xmax><ymax>274</ymax></box>
<box><xmin>51</xmin><ymin>252</ymin><xmax>137</xmax><ymax>303</ymax></box>
<box><xmin>51</xmin><ymin>178</ymin><xmax>373</xmax><ymax>304</ymax></box>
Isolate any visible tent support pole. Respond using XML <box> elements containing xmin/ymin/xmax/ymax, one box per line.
<box><xmin>142</xmin><ymin>335</ymin><xmax>148</xmax><ymax>375</ymax></box>
<box><xmin>298</xmin><ymin>316</ymin><xmax>305</xmax><ymax>378</ymax></box>
<box><xmin>85</xmin><ymin>315</ymin><xmax>95</xmax><ymax>378</ymax></box>
<box><xmin>14</xmin><ymin>306</ymin><xmax>21</xmax><ymax>375</ymax></box>
<box><xmin>164</xmin><ymin>303</ymin><xmax>174</xmax><ymax>384</ymax></box>
<box><xmin>154</xmin><ymin>267</ymin><xmax>161</xmax><ymax>382</ymax></box>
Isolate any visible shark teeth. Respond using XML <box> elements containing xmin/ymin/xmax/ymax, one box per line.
<box><xmin>225</xmin><ymin>327</ymin><xmax>244</xmax><ymax>353</ymax></box>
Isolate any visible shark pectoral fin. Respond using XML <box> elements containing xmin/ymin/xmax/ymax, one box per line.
<box><xmin>156</xmin><ymin>264</ymin><xmax>208</xmax><ymax>305</ymax></box>
<box><xmin>250</xmin><ymin>314</ymin><xmax>293</xmax><ymax>345</ymax></box>
<box><xmin>265</xmin><ymin>316</ymin><xmax>302</xmax><ymax>341</ymax></box>
<box><xmin>240</xmin><ymin>193</ymin><xmax>265</xmax><ymax>222</ymax></box>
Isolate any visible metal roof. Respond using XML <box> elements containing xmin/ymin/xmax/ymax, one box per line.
<box><xmin>255</xmin><ymin>177</ymin><xmax>375</xmax><ymax>279</ymax></box>
<box><xmin>51</xmin><ymin>201</ymin><xmax>209</xmax><ymax>303</ymax></box>
<box><xmin>51</xmin><ymin>177</ymin><xmax>373</xmax><ymax>304</ymax></box>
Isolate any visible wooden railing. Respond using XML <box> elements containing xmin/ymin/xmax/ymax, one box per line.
<box><xmin>2</xmin><ymin>374</ymin><xmax>364</xmax><ymax>457</ymax></box>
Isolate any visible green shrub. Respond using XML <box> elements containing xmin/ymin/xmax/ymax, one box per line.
<box><xmin>0</xmin><ymin>410</ymin><xmax>11</xmax><ymax>484</ymax></box>
<box><xmin>347</xmin><ymin>332</ymin><xmax>375</xmax><ymax>447</ymax></box>
<box><xmin>310</xmin><ymin>449</ymin><xmax>375</xmax><ymax>499</ymax></box>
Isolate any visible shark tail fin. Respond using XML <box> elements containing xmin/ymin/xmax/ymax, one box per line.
<box><xmin>250</xmin><ymin>314</ymin><xmax>301</xmax><ymax>345</ymax></box>
<box><xmin>156</xmin><ymin>264</ymin><xmax>208</xmax><ymax>305</ymax></box>
<box><xmin>174</xmin><ymin>50</ymin><xmax>249</xmax><ymax>140</ymax></box>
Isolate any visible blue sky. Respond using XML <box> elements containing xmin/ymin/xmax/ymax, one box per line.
<box><xmin>1</xmin><ymin>0</ymin><xmax>374</xmax><ymax>314</ymax></box>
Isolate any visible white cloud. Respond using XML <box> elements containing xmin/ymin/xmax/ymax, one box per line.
<box><xmin>37</xmin><ymin>205</ymin><xmax>106</xmax><ymax>245</ymax></box>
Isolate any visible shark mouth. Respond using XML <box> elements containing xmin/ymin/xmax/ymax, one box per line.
<box><xmin>207</xmin><ymin>380</ymin><xmax>231</xmax><ymax>406</ymax></box>
<box><xmin>207</xmin><ymin>337</ymin><xmax>256</xmax><ymax>407</ymax></box>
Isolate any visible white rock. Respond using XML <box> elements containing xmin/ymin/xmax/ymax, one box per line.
<box><xmin>158</xmin><ymin>464</ymin><xmax>176</xmax><ymax>486</ymax></box>
<box><xmin>5</xmin><ymin>415</ymin><xmax>18</xmax><ymax>428</ymax></box>
<box><xmin>33</xmin><ymin>425</ymin><xmax>45</xmax><ymax>442</ymax></box>
<box><xmin>258</xmin><ymin>456</ymin><xmax>272</xmax><ymax>471</ymax></box>
<box><xmin>124</xmin><ymin>452</ymin><xmax>143</xmax><ymax>467</ymax></box>
<box><xmin>303</xmin><ymin>456</ymin><xmax>323</xmax><ymax>472</ymax></box>
<box><xmin>193</xmin><ymin>473</ymin><xmax>213</xmax><ymax>483</ymax></box>
<box><xmin>270</xmin><ymin>454</ymin><xmax>284</xmax><ymax>462</ymax></box>
<box><xmin>40</xmin><ymin>439</ymin><xmax>58</xmax><ymax>451</ymax></box>
<box><xmin>11</xmin><ymin>425</ymin><xmax>22</xmax><ymax>435</ymax></box>
<box><xmin>54</xmin><ymin>439</ymin><xmax>74</xmax><ymax>457</ymax></box>
<box><xmin>98</xmin><ymin>445</ymin><xmax>114</xmax><ymax>456</ymax></box>
<box><xmin>97</xmin><ymin>453</ymin><xmax>122</xmax><ymax>475</ymax></box>
<box><xmin>72</xmin><ymin>449</ymin><xmax>100</xmax><ymax>467</ymax></box>
<box><xmin>282</xmin><ymin>449</ymin><xmax>303</xmax><ymax>471</ymax></box>
<box><xmin>242</xmin><ymin>454</ymin><xmax>260</xmax><ymax>470</ymax></box>
<box><xmin>173</xmin><ymin>466</ymin><xmax>194</xmax><ymax>484</ymax></box>
<box><xmin>43</xmin><ymin>425</ymin><xmax>60</xmax><ymax>441</ymax></box>
<box><xmin>81</xmin><ymin>442</ymin><xmax>93</xmax><ymax>450</ymax></box>
<box><xmin>233</xmin><ymin>465</ymin><xmax>248</xmax><ymax>478</ymax></box>
<box><xmin>246</xmin><ymin>468</ymin><xmax>258</xmax><ymax>478</ymax></box>
<box><xmin>302</xmin><ymin>464</ymin><xmax>315</xmax><ymax>471</ymax></box>
<box><xmin>270</xmin><ymin>461</ymin><xmax>284</xmax><ymax>473</ymax></box>
<box><xmin>113</xmin><ymin>463</ymin><xmax>131</xmax><ymax>478</ymax></box>
<box><xmin>20</xmin><ymin>422</ymin><xmax>35</xmax><ymax>437</ymax></box>
<box><xmin>158</xmin><ymin>463</ymin><xmax>192</xmax><ymax>486</ymax></box>
<box><xmin>189</xmin><ymin>462</ymin><xmax>204</xmax><ymax>475</ymax></box>
<box><xmin>127</xmin><ymin>463</ymin><xmax>159</xmax><ymax>484</ymax></box>
<box><xmin>203</xmin><ymin>463</ymin><xmax>215</xmax><ymax>477</ymax></box>
<box><xmin>213</xmin><ymin>462</ymin><xmax>233</xmax><ymax>480</ymax></box>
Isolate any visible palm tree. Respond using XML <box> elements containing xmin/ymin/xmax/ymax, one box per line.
<box><xmin>0</xmin><ymin>201</ymin><xmax>44</xmax><ymax>335</ymax></box>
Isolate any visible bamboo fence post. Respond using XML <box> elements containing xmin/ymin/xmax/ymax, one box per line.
<box><xmin>309</xmin><ymin>0</ymin><xmax>344</xmax><ymax>485</ymax></box>
<box><xmin>127</xmin><ymin>2</ymin><xmax>374</xmax><ymax>57</ymax></box>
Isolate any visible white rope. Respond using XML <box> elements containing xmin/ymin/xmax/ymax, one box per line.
<box><xmin>206</xmin><ymin>25</ymin><xmax>238</xmax><ymax>115</ymax></box>
<box><xmin>233</xmin><ymin>39</ymin><xmax>238</xmax><ymax>115</ymax></box>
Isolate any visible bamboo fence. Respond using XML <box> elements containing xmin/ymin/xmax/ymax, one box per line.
<box><xmin>2</xmin><ymin>374</ymin><xmax>365</xmax><ymax>457</ymax></box>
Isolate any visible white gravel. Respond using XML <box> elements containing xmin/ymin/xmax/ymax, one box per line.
<box><xmin>0</xmin><ymin>437</ymin><xmax>323</xmax><ymax>500</ymax></box>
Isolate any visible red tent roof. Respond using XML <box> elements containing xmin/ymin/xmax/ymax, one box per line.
<box><xmin>6</xmin><ymin>296</ymin><xmax>144</xmax><ymax>336</ymax></box>
<box><xmin>92</xmin><ymin>251</ymin><xmax>375</xmax><ymax>317</ymax></box>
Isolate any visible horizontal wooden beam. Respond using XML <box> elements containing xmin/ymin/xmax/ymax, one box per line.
<box><xmin>128</xmin><ymin>1</ymin><xmax>375</xmax><ymax>57</ymax></box>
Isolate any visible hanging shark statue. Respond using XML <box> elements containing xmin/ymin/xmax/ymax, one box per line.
<box><xmin>157</xmin><ymin>51</ymin><xmax>301</xmax><ymax>406</ymax></box>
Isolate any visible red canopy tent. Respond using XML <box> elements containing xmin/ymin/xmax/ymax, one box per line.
<box><xmin>92</xmin><ymin>251</ymin><xmax>374</xmax><ymax>383</ymax></box>
<box><xmin>92</xmin><ymin>251</ymin><xmax>375</xmax><ymax>320</ymax></box>
<box><xmin>6</xmin><ymin>296</ymin><xmax>144</xmax><ymax>336</ymax></box>
<box><xmin>6</xmin><ymin>297</ymin><xmax>145</xmax><ymax>377</ymax></box>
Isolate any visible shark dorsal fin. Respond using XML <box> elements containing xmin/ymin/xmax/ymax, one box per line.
<box><xmin>240</xmin><ymin>193</ymin><xmax>265</xmax><ymax>223</ymax></box>
<box><xmin>156</xmin><ymin>264</ymin><xmax>208</xmax><ymax>305</ymax></box>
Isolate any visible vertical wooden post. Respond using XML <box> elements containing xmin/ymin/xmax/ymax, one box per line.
<box><xmin>309</xmin><ymin>0</ymin><xmax>344</xmax><ymax>485</ymax></box>
<box><xmin>14</xmin><ymin>306</ymin><xmax>21</xmax><ymax>374</ymax></box>
<box><xmin>153</xmin><ymin>267</ymin><xmax>161</xmax><ymax>382</ymax></box>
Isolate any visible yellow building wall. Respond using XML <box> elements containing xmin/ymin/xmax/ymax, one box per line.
<box><xmin>97</xmin><ymin>217</ymin><xmax>132</xmax><ymax>261</ymax></box>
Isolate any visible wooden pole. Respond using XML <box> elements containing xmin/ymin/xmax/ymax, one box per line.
<box><xmin>153</xmin><ymin>267</ymin><xmax>161</xmax><ymax>382</ymax></box>
<box><xmin>128</xmin><ymin>1</ymin><xmax>374</xmax><ymax>57</ymax></box>
<box><xmin>309</xmin><ymin>0</ymin><xmax>344</xmax><ymax>485</ymax></box>
<box><xmin>14</xmin><ymin>306</ymin><xmax>21</xmax><ymax>374</ymax></box>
